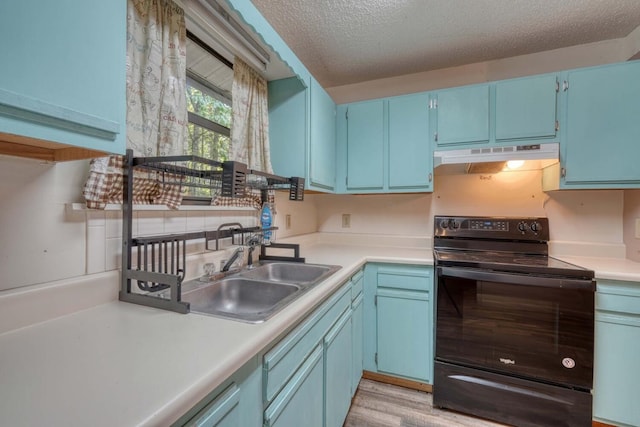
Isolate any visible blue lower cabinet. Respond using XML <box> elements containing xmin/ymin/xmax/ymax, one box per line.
<box><xmin>324</xmin><ymin>309</ymin><xmax>353</xmax><ymax>427</ymax></box>
<box><xmin>593</xmin><ymin>281</ymin><xmax>640</xmax><ymax>427</ymax></box>
<box><xmin>174</xmin><ymin>359</ymin><xmax>262</xmax><ymax>427</ymax></box>
<box><xmin>264</xmin><ymin>344</ymin><xmax>324</xmax><ymax>427</ymax></box>
<box><xmin>376</xmin><ymin>288</ymin><xmax>431</xmax><ymax>382</ymax></box>
<box><xmin>363</xmin><ymin>264</ymin><xmax>434</xmax><ymax>384</ymax></box>
<box><xmin>184</xmin><ymin>384</ymin><xmax>240</xmax><ymax>427</ymax></box>
<box><xmin>351</xmin><ymin>293</ymin><xmax>364</xmax><ymax>396</ymax></box>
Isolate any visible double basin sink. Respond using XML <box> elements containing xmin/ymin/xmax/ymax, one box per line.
<box><xmin>181</xmin><ymin>262</ymin><xmax>341</xmax><ymax>323</ymax></box>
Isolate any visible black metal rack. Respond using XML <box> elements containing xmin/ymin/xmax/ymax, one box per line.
<box><xmin>118</xmin><ymin>149</ymin><xmax>304</xmax><ymax>313</ymax></box>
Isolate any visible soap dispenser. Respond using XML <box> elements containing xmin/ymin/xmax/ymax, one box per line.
<box><xmin>260</xmin><ymin>202</ymin><xmax>273</xmax><ymax>245</ymax></box>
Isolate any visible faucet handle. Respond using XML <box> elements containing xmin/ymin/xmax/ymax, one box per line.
<box><xmin>247</xmin><ymin>233</ymin><xmax>262</xmax><ymax>247</ymax></box>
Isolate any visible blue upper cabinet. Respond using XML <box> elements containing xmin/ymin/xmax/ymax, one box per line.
<box><xmin>268</xmin><ymin>76</ymin><xmax>336</xmax><ymax>192</ymax></box>
<box><xmin>495</xmin><ymin>74</ymin><xmax>558</xmax><ymax>141</ymax></box>
<box><xmin>309</xmin><ymin>79</ymin><xmax>337</xmax><ymax>191</ymax></box>
<box><xmin>0</xmin><ymin>0</ymin><xmax>126</xmax><ymax>161</ymax></box>
<box><xmin>388</xmin><ymin>93</ymin><xmax>432</xmax><ymax>191</ymax></box>
<box><xmin>268</xmin><ymin>78</ymin><xmax>308</xmax><ymax>181</ymax></box>
<box><xmin>431</xmin><ymin>84</ymin><xmax>490</xmax><ymax>146</ymax></box>
<box><xmin>345</xmin><ymin>100</ymin><xmax>385</xmax><ymax>191</ymax></box>
<box><xmin>559</xmin><ymin>61</ymin><xmax>640</xmax><ymax>188</ymax></box>
<box><xmin>336</xmin><ymin>94</ymin><xmax>433</xmax><ymax>194</ymax></box>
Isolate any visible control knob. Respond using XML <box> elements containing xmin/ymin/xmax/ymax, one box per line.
<box><xmin>530</xmin><ymin>221</ymin><xmax>542</xmax><ymax>234</ymax></box>
<box><xmin>517</xmin><ymin>221</ymin><xmax>528</xmax><ymax>234</ymax></box>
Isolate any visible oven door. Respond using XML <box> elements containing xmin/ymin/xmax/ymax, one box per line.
<box><xmin>436</xmin><ymin>266</ymin><xmax>594</xmax><ymax>389</ymax></box>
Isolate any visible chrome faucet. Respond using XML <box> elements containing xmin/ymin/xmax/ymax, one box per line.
<box><xmin>246</xmin><ymin>234</ymin><xmax>262</xmax><ymax>270</ymax></box>
<box><xmin>221</xmin><ymin>246</ymin><xmax>244</xmax><ymax>272</ymax></box>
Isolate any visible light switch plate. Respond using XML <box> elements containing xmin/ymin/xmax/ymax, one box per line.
<box><xmin>342</xmin><ymin>214</ymin><xmax>351</xmax><ymax>228</ymax></box>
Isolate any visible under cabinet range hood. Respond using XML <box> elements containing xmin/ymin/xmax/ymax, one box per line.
<box><xmin>434</xmin><ymin>143</ymin><xmax>559</xmax><ymax>169</ymax></box>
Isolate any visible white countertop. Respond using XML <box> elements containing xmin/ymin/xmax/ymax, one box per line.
<box><xmin>2</xmin><ymin>232</ymin><xmax>640</xmax><ymax>426</ymax></box>
<box><xmin>0</xmin><ymin>234</ymin><xmax>432</xmax><ymax>427</ymax></box>
<box><xmin>555</xmin><ymin>254</ymin><xmax>640</xmax><ymax>282</ymax></box>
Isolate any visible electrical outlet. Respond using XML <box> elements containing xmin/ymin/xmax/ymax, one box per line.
<box><xmin>285</xmin><ymin>214</ymin><xmax>291</xmax><ymax>230</ymax></box>
<box><xmin>342</xmin><ymin>213</ymin><xmax>351</xmax><ymax>228</ymax></box>
<box><xmin>636</xmin><ymin>218</ymin><xmax>640</xmax><ymax>238</ymax></box>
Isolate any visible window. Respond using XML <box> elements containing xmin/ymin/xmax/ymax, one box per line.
<box><xmin>185</xmin><ymin>32</ymin><xmax>234</xmax><ymax>199</ymax></box>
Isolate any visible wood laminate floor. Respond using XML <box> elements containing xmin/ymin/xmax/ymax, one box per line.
<box><xmin>344</xmin><ymin>379</ymin><xmax>508</xmax><ymax>427</ymax></box>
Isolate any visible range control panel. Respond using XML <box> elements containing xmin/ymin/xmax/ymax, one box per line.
<box><xmin>469</xmin><ymin>219</ymin><xmax>509</xmax><ymax>231</ymax></box>
<box><xmin>435</xmin><ymin>216</ymin><xmax>549</xmax><ymax>241</ymax></box>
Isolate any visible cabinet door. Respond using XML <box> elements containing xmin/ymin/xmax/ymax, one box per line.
<box><xmin>309</xmin><ymin>79</ymin><xmax>336</xmax><ymax>191</ymax></box>
<box><xmin>351</xmin><ymin>293</ymin><xmax>364</xmax><ymax>397</ymax></box>
<box><xmin>346</xmin><ymin>100</ymin><xmax>384</xmax><ymax>190</ymax></box>
<box><xmin>268</xmin><ymin>78</ymin><xmax>307</xmax><ymax>180</ymax></box>
<box><xmin>388</xmin><ymin>94</ymin><xmax>432</xmax><ymax>190</ymax></box>
<box><xmin>495</xmin><ymin>74</ymin><xmax>558</xmax><ymax>141</ymax></box>
<box><xmin>0</xmin><ymin>0</ymin><xmax>126</xmax><ymax>155</ymax></box>
<box><xmin>264</xmin><ymin>345</ymin><xmax>324</xmax><ymax>427</ymax></box>
<box><xmin>324</xmin><ymin>310</ymin><xmax>353</xmax><ymax>427</ymax></box>
<box><xmin>433</xmin><ymin>85</ymin><xmax>489</xmax><ymax>146</ymax></box>
<box><xmin>594</xmin><ymin>313</ymin><xmax>640</xmax><ymax>426</ymax></box>
<box><xmin>563</xmin><ymin>61</ymin><xmax>640</xmax><ymax>185</ymax></box>
<box><xmin>376</xmin><ymin>288</ymin><xmax>431</xmax><ymax>382</ymax></box>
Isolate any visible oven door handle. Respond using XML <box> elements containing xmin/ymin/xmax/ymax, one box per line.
<box><xmin>437</xmin><ymin>266</ymin><xmax>595</xmax><ymax>290</ymax></box>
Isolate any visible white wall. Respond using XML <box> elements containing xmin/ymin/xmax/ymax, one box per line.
<box><xmin>327</xmin><ymin>29</ymin><xmax>640</xmax><ymax>104</ymax></box>
<box><xmin>0</xmin><ymin>156</ymin><xmax>88</xmax><ymax>291</ymax></box>
<box><xmin>0</xmin><ymin>155</ymin><xmax>261</xmax><ymax>291</ymax></box>
<box><xmin>624</xmin><ymin>190</ymin><xmax>640</xmax><ymax>262</ymax></box>
<box><xmin>312</xmin><ymin>169</ymin><xmax>625</xmax><ymax>249</ymax></box>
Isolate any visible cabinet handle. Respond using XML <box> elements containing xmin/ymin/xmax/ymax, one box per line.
<box><xmin>562</xmin><ymin>81</ymin><xmax>569</xmax><ymax>91</ymax></box>
<box><xmin>434</xmin><ymin>132</ymin><xmax>438</xmax><ymax>142</ymax></box>
<box><xmin>561</xmin><ymin>167</ymin><xmax>567</xmax><ymax>178</ymax></box>
<box><xmin>555</xmin><ymin>80</ymin><xmax>560</xmax><ymax>92</ymax></box>
<box><xmin>428</xmin><ymin>173</ymin><xmax>433</xmax><ymax>182</ymax></box>
<box><xmin>555</xmin><ymin>120</ymin><xmax>559</xmax><ymax>131</ymax></box>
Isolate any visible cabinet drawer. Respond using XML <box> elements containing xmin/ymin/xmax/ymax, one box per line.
<box><xmin>596</xmin><ymin>281</ymin><xmax>640</xmax><ymax>316</ymax></box>
<box><xmin>184</xmin><ymin>383</ymin><xmax>240</xmax><ymax>427</ymax></box>
<box><xmin>263</xmin><ymin>283</ymin><xmax>351</xmax><ymax>403</ymax></box>
<box><xmin>377</xmin><ymin>265</ymin><xmax>432</xmax><ymax>292</ymax></box>
<box><xmin>597</xmin><ymin>293</ymin><xmax>640</xmax><ymax>316</ymax></box>
<box><xmin>351</xmin><ymin>269</ymin><xmax>364</xmax><ymax>300</ymax></box>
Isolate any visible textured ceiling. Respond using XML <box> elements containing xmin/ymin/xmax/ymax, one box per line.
<box><xmin>249</xmin><ymin>0</ymin><xmax>640</xmax><ymax>87</ymax></box>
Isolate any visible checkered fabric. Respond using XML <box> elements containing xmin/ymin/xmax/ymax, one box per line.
<box><xmin>83</xmin><ymin>155</ymin><xmax>184</xmax><ymax>210</ymax></box>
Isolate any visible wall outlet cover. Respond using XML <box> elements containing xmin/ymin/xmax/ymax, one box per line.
<box><xmin>342</xmin><ymin>213</ymin><xmax>351</xmax><ymax>228</ymax></box>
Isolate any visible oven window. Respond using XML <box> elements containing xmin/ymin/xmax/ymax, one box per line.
<box><xmin>436</xmin><ymin>274</ymin><xmax>593</xmax><ymax>388</ymax></box>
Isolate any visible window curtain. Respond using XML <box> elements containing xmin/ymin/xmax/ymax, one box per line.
<box><xmin>212</xmin><ymin>56</ymin><xmax>273</xmax><ymax>209</ymax></box>
<box><xmin>82</xmin><ymin>0</ymin><xmax>187</xmax><ymax>209</ymax></box>
<box><xmin>229</xmin><ymin>56</ymin><xmax>273</xmax><ymax>173</ymax></box>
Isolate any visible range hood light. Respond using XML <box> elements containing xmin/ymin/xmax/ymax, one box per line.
<box><xmin>506</xmin><ymin>160</ymin><xmax>525</xmax><ymax>170</ymax></box>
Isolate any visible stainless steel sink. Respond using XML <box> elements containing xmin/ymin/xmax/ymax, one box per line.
<box><xmin>181</xmin><ymin>262</ymin><xmax>341</xmax><ymax>323</ymax></box>
<box><xmin>183</xmin><ymin>278</ymin><xmax>303</xmax><ymax>323</ymax></box>
<box><xmin>238</xmin><ymin>262</ymin><xmax>338</xmax><ymax>285</ymax></box>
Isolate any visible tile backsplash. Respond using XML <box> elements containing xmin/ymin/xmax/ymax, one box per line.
<box><xmin>85</xmin><ymin>208</ymin><xmax>259</xmax><ymax>279</ymax></box>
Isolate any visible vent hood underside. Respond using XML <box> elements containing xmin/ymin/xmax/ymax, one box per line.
<box><xmin>434</xmin><ymin>143</ymin><xmax>559</xmax><ymax>174</ymax></box>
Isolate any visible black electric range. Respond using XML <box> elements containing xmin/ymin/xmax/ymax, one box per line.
<box><xmin>433</xmin><ymin>215</ymin><xmax>595</xmax><ymax>427</ymax></box>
